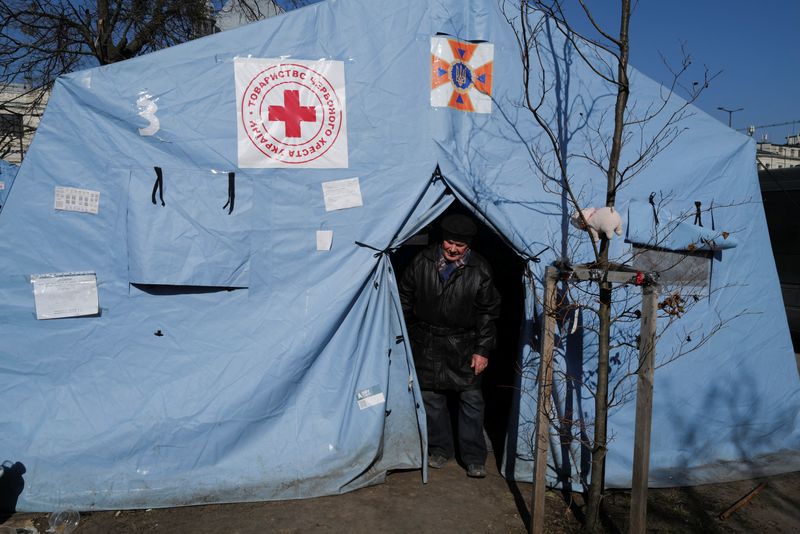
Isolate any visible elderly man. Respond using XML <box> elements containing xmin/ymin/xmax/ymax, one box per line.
<box><xmin>399</xmin><ymin>213</ymin><xmax>501</xmax><ymax>478</ymax></box>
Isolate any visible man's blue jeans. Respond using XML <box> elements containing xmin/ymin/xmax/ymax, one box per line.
<box><xmin>422</xmin><ymin>388</ymin><xmax>487</xmax><ymax>466</ymax></box>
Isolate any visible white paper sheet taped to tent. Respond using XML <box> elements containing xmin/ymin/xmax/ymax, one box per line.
<box><xmin>321</xmin><ymin>177</ymin><xmax>363</xmax><ymax>211</ymax></box>
<box><xmin>54</xmin><ymin>187</ymin><xmax>100</xmax><ymax>214</ymax></box>
<box><xmin>31</xmin><ymin>272</ymin><xmax>99</xmax><ymax>319</ymax></box>
<box><xmin>316</xmin><ymin>230</ymin><xmax>333</xmax><ymax>250</ymax></box>
<box><xmin>356</xmin><ymin>386</ymin><xmax>386</xmax><ymax>410</ymax></box>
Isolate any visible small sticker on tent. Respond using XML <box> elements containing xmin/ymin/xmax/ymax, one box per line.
<box><xmin>321</xmin><ymin>177</ymin><xmax>362</xmax><ymax>211</ymax></box>
<box><xmin>78</xmin><ymin>72</ymin><xmax>92</xmax><ymax>88</ymax></box>
<box><xmin>136</xmin><ymin>93</ymin><xmax>161</xmax><ymax>136</ymax></box>
<box><xmin>54</xmin><ymin>187</ymin><xmax>100</xmax><ymax>214</ymax></box>
<box><xmin>316</xmin><ymin>230</ymin><xmax>333</xmax><ymax>250</ymax></box>
<box><xmin>31</xmin><ymin>272</ymin><xmax>99</xmax><ymax>320</ymax></box>
<box><xmin>356</xmin><ymin>386</ymin><xmax>385</xmax><ymax>410</ymax></box>
<box><xmin>0</xmin><ymin>181</ymin><xmax>5</xmax><ymax>190</ymax></box>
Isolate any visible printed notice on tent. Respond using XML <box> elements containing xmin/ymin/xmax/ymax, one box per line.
<box><xmin>31</xmin><ymin>272</ymin><xmax>99</xmax><ymax>320</ymax></box>
<box><xmin>321</xmin><ymin>177</ymin><xmax>362</xmax><ymax>211</ymax></box>
<box><xmin>235</xmin><ymin>58</ymin><xmax>349</xmax><ymax>169</ymax></box>
<box><xmin>356</xmin><ymin>385</ymin><xmax>385</xmax><ymax>410</ymax></box>
<box><xmin>0</xmin><ymin>181</ymin><xmax>4</xmax><ymax>190</ymax></box>
<box><xmin>54</xmin><ymin>187</ymin><xmax>100</xmax><ymax>214</ymax></box>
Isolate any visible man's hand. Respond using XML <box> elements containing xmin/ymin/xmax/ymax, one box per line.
<box><xmin>471</xmin><ymin>354</ymin><xmax>489</xmax><ymax>375</ymax></box>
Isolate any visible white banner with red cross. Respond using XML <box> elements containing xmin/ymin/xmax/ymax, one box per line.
<box><xmin>235</xmin><ymin>58</ymin><xmax>349</xmax><ymax>168</ymax></box>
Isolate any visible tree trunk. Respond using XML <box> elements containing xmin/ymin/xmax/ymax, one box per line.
<box><xmin>585</xmin><ymin>246</ymin><xmax>612</xmax><ymax>532</ymax></box>
<box><xmin>584</xmin><ymin>2</ymin><xmax>630</xmax><ymax>531</ymax></box>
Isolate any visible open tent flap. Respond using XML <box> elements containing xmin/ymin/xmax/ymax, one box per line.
<box><xmin>387</xmin><ymin>170</ymin><xmax>453</xmax><ymax>250</ymax></box>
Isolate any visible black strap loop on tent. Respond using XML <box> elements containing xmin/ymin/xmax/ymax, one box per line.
<box><xmin>223</xmin><ymin>172</ymin><xmax>235</xmax><ymax>214</ymax></box>
<box><xmin>648</xmin><ymin>192</ymin><xmax>659</xmax><ymax>226</ymax></box>
<box><xmin>521</xmin><ymin>246</ymin><xmax>549</xmax><ymax>264</ymax></box>
<box><xmin>151</xmin><ymin>166</ymin><xmax>165</xmax><ymax>206</ymax></box>
<box><xmin>354</xmin><ymin>241</ymin><xmax>392</xmax><ymax>258</ymax></box>
<box><xmin>707</xmin><ymin>240</ymin><xmax>715</xmax><ymax>303</ymax></box>
<box><xmin>693</xmin><ymin>200</ymin><xmax>702</xmax><ymax>226</ymax></box>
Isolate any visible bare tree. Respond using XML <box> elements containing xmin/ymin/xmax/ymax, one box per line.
<box><xmin>0</xmin><ymin>0</ymin><xmax>308</xmax><ymax>162</ymax></box>
<box><xmin>214</xmin><ymin>0</ymin><xmax>287</xmax><ymax>31</ymax></box>
<box><xmin>0</xmin><ymin>0</ymin><xmax>228</xmax><ymax>161</ymax></box>
<box><xmin>500</xmin><ymin>1</ymin><xmax>723</xmax><ymax>531</ymax></box>
<box><xmin>1</xmin><ymin>0</ymin><xmax>220</xmax><ymax>69</ymax></box>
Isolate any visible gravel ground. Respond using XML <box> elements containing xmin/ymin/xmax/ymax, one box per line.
<box><xmin>2</xmin><ymin>463</ymin><xmax>799</xmax><ymax>533</ymax></box>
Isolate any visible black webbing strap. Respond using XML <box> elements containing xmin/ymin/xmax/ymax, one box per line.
<box><xmin>223</xmin><ymin>172</ymin><xmax>235</xmax><ymax>214</ymax></box>
<box><xmin>521</xmin><ymin>246</ymin><xmax>548</xmax><ymax>264</ymax></box>
<box><xmin>693</xmin><ymin>200</ymin><xmax>702</xmax><ymax>226</ymax></box>
<box><xmin>710</xmin><ymin>199</ymin><xmax>715</xmax><ymax>231</ymax></box>
<box><xmin>648</xmin><ymin>192</ymin><xmax>659</xmax><ymax>226</ymax></box>
<box><xmin>151</xmin><ymin>166</ymin><xmax>165</xmax><ymax>206</ymax></box>
<box><xmin>354</xmin><ymin>241</ymin><xmax>392</xmax><ymax>258</ymax></box>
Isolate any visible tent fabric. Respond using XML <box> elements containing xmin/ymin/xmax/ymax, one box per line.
<box><xmin>0</xmin><ymin>159</ymin><xmax>17</xmax><ymax>211</ymax></box>
<box><xmin>0</xmin><ymin>0</ymin><xmax>798</xmax><ymax>512</ymax></box>
<box><xmin>126</xmin><ymin>168</ymin><xmax>253</xmax><ymax>287</ymax></box>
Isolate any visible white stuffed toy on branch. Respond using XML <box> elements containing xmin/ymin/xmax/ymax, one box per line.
<box><xmin>570</xmin><ymin>207</ymin><xmax>623</xmax><ymax>242</ymax></box>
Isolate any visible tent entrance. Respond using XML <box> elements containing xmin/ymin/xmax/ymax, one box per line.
<box><xmin>389</xmin><ymin>200</ymin><xmax>526</xmax><ymax>467</ymax></box>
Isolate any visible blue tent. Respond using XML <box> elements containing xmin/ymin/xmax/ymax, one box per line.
<box><xmin>0</xmin><ymin>0</ymin><xmax>797</xmax><ymax>511</ymax></box>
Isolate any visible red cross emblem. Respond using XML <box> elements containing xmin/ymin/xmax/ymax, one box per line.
<box><xmin>239</xmin><ymin>61</ymin><xmax>346</xmax><ymax>166</ymax></box>
<box><xmin>268</xmin><ymin>90</ymin><xmax>316</xmax><ymax>138</ymax></box>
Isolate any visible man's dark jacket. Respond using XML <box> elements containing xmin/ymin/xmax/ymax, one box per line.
<box><xmin>399</xmin><ymin>245</ymin><xmax>501</xmax><ymax>390</ymax></box>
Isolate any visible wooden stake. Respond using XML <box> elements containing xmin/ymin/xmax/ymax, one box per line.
<box><xmin>629</xmin><ymin>284</ymin><xmax>658</xmax><ymax>534</ymax></box>
<box><xmin>531</xmin><ymin>266</ymin><xmax>558</xmax><ymax>534</ymax></box>
<box><xmin>719</xmin><ymin>482</ymin><xmax>767</xmax><ymax>521</ymax></box>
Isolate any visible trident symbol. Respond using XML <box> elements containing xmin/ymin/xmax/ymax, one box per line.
<box><xmin>453</xmin><ymin>62</ymin><xmax>470</xmax><ymax>89</ymax></box>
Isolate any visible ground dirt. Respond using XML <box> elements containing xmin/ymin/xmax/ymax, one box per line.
<box><xmin>3</xmin><ymin>464</ymin><xmax>798</xmax><ymax>533</ymax></box>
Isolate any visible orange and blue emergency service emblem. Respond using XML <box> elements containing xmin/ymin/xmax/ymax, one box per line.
<box><xmin>430</xmin><ymin>36</ymin><xmax>494</xmax><ymax>113</ymax></box>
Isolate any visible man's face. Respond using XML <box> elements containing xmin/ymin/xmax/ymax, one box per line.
<box><xmin>442</xmin><ymin>239</ymin><xmax>469</xmax><ymax>262</ymax></box>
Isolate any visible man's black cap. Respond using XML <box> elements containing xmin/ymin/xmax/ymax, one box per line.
<box><xmin>441</xmin><ymin>214</ymin><xmax>478</xmax><ymax>245</ymax></box>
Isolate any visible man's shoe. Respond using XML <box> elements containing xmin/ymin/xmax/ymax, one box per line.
<box><xmin>466</xmin><ymin>464</ymin><xmax>486</xmax><ymax>478</ymax></box>
<box><xmin>428</xmin><ymin>454</ymin><xmax>449</xmax><ymax>469</ymax></box>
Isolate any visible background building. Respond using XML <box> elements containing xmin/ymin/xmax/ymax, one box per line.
<box><xmin>0</xmin><ymin>83</ymin><xmax>48</xmax><ymax>164</ymax></box>
<box><xmin>757</xmin><ymin>133</ymin><xmax>800</xmax><ymax>170</ymax></box>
